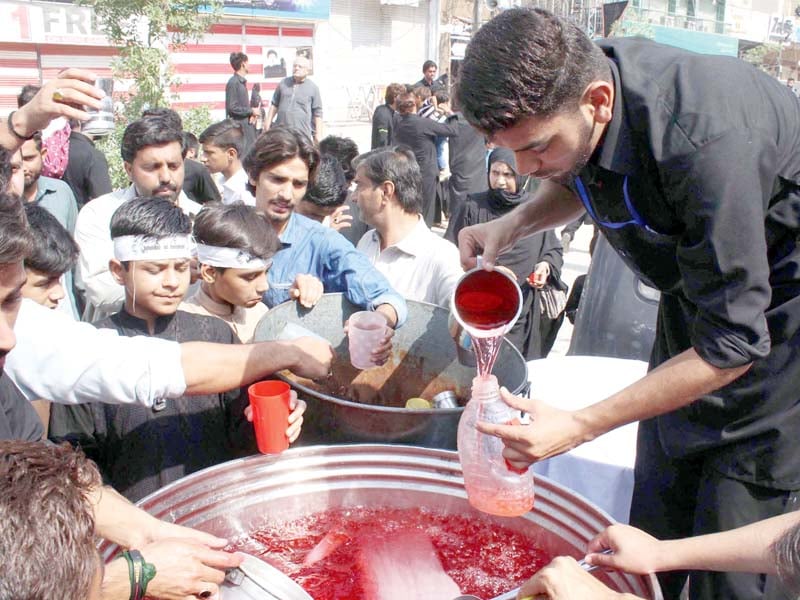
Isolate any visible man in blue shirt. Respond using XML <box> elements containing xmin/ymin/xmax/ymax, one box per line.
<box><xmin>242</xmin><ymin>127</ymin><xmax>407</xmax><ymax>330</ymax></box>
<box><xmin>17</xmin><ymin>133</ymin><xmax>78</xmax><ymax>233</ymax></box>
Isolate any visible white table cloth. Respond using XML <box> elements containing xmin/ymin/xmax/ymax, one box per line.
<box><xmin>527</xmin><ymin>356</ymin><xmax>648</xmax><ymax>523</ymax></box>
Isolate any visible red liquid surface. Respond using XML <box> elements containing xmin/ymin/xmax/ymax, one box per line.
<box><xmin>454</xmin><ymin>270</ymin><xmax>520</xmax><ymax>330</ymax></box>
<box><xmin>232</xmin><ymin>506</ymin><xmax>551</xmax><ymax>600</ymax></box>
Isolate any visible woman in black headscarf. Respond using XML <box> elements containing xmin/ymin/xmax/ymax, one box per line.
<box><xmin>445</xmin><ymin>147</ymin><xmax>567</xmax><ymax>359</ymax></box>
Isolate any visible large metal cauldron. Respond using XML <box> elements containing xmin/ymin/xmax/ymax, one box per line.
<box><xmin>100</xmin><ymin>445</ymin><xmax>662</xmax><ymax>599</ymax></box>
<box><xmin>253</xmin><ymin>293</ymin><xmax>529</xmax><ymax>449</ymax></box>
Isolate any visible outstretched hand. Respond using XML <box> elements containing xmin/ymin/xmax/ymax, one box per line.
<box><xmin>584</xmin><ymin>524</ymin><xmax>664</xmax><ymax>575</ymax></box>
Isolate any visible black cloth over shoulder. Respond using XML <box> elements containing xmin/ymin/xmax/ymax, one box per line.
<box><xmin>63</xmin><ymin>131</ymin><xmax>112</xmax><ymax>208</ymax></box>
<box><xmin>183</xmin><ymin>158</ymin><xmax>221</xmax><ymax>204</ymax></box>
<box><xmin>0</xmin><ymin>373</ymin><xmax>43</xmax><ymax>442</ymax></box>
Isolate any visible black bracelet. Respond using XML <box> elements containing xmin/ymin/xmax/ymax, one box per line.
<box><xmin>6</xmin><ymin>110</ymin><xmax>35</xmax><ymax>141</ymax></box>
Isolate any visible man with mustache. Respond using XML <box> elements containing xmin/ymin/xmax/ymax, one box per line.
<box><xmin>246</xmin><ymin>127</ymin><xmax>406</xmax><ymax>333</ymax></box>
<box><xmin>74</xmin><ymin>114</ymin><xmax>201</xmax><ymax>322</ymax></box>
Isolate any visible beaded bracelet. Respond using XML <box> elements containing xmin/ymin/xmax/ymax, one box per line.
<box><xmin>122</xmin><ymin>549</ymin><xmax>157</xmax><ymax>600</ymax></box>
<box><xmin>6</xmin><ymin>111</ymin><xmax>35</xmax><ymax>141</ymax></box>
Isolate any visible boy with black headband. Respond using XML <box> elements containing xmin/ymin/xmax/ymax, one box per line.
<box><xmin>50</xmin><ymin>196</ymin><xmax>306</xmax><ymax>501</ymax></box>
<box><xmin>181</xmin><ymin>203</ymin><xmax>279</xmax><ymax>343</ymax></box>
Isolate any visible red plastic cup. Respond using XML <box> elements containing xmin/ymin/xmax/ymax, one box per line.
<box><xmin>248</xmin><ymin>380</ymin><xmax>291</xmax><ymax>454</ymax></box>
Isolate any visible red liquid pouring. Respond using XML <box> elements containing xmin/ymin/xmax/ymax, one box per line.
<box><xmin>453</xmin><ymin>270</ymin><xmax>521</xmax><ymax>331</ymax></box>
<box><xmin>472</xmin><ymin>335</ymin><xmax>503</xmax><ymax>378</ymax></box>
<box><xmin>231</xmin><ymin>506</ymin><xmax>551</xmax><ymax>600</ymax></box>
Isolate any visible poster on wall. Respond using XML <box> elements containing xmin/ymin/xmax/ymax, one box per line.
<box><xmin>262</xmin><ymin>46</ymin><xmax>314</xmax><ymax>80</ymax></box>
<box><xmin>221</xmin><ymin>0</ymin><xmax>330</xmax><ymax>21</ymax></box>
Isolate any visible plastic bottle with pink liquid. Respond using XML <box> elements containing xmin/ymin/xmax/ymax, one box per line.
<box><xmin>457</xmin><ymin>374</ymin><xmax>534</xmax><ymax>517</ymax></box>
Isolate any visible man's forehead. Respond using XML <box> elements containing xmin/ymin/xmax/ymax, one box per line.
<box><xmin>264</xmin><ymin>157</ymin><xmax>309</xmax><ymax>179</ymax></box>
<box><xmin>20</xmin><ymin>140</ymin><xmax>39</xmax><ymax>156</ymax></box>
<box><xmin>133</xmin><ymin>141</ymin><xmax>183</xmax><ymax>162</ymax></box>
<box><xmin>129</xmin><ymin>258</ymin><xmax>190</xmax><ymax>268</ymax></box>
<box><xmin>489</xmin><ymin>115</ymin><xmax>558</xmax><ymax>151</ymax></box>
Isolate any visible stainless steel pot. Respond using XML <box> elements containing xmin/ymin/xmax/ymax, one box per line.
<box><xmin>100</xmin><ymin>445</ymin><xmax>662</xmax><ymax>600</ymax></box>
<box><xmin>253</xmin><ymin>294</ymin><xmax>529</xmax><ymax>449</ymax></box>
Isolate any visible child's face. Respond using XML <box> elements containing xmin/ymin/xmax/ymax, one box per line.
<box><xmin>22</xmin><ymin>268</ymin><xmax>65</xmax><ymax>309</ymax></box>
<box><xmin>113</xmin><ymin>259</ymin><xmax>191</xmax><ymax>319</ymax></box>
<box><xmin>201</xmin><ymin>143</ymin><xmax>232</xmax><ymax>175</ymax></box>
<box><xmin>205</xmin><ymin>265</ymin><xmax>269</xmax><ymax>308</ymax></box>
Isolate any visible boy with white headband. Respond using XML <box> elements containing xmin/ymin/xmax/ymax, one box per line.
<box><xmin>50</xmin><ymin>196</ymin><xmax>306</xmax><ymax>501</ymax></box>
<box><xmin>181</xmin><ymin>203</ymin><xmax>278</xmax><ymax>342</ymax></box>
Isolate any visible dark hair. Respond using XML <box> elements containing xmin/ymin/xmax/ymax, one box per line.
<box><xmin>413</xmin><ymin>86</ymin><xmax>432</xmax><ymax>101</ymax></box>
<box><xmin>397</xmin><ymin>93</ymin><xmax>418</xmax><ymax>115</ymax></box>
<box><xmin>384</xmin><ymin>83</ymin><xmax>406</xmax><ymax>106</ymax></box>
<box><xmin>0</xmin><ymin>193</ymin><xmax>33</xmax><ymax>264</ymax></box>
<box><xmin>0</xmin><ymin>148</ymin><xmax>11</xmax><ymax>194</ymax></box>
<box><xmin>358</xmin><ymin>146</ymin><xmax>422</xmax><ymax>214</ymax></box>
<box><xmin>435</xmin><ymin>90</ymin><xmax>450</xmax><ymax>105</ymax></box>
<box><xmin>193</xmin><ymin>203</ymin><xmax>279</xmax><ymax>272</ymax></box>
<box><xmin>23</xmin><ymin>204</ymin><xmax>79</xmax><ymax>275</ymax></box>
<box><xmin>243</xmin><ymin>126</ymin><xmax>319</xmax><ymax>187</ymax></box>
<box><xmin>28</xmin><ymin>131</ymin><xmax>43</xmax><ymax>152</ymax></box>
<box><xmin>304</xmin><ymin>154</ymin><xmax>347</xmax><ymax>208</ymax></box>
<box><xmin>422</xmin><ymin>60</ymin><xmax>437</xmax><ymax>72</ymax></box>
<box><xmin>774</xmin><ymin>521</ymin><xmax>800</xmax><ymax>597</ymax></box>
<box><xmin>183</xmin><ymin>131</ymin><xmax>199</xmax><ymax>156</ymax></box>
<box><xmin>319</xmin><ymin>135</ymin><xmax>359</xmax><ymax>183</ymax></box>
<box><xmin>140</xmin><ymin>108</ymin><xmax>186</xmax><ymax>157</ymax></box>
<box><xmin>199</xmin><ymin>119</ymin><xmax>245</xmax><ymax>158</ymax></box>
<box><xmin>17</xmin><ymin>85</ymin><xmax>40</xmax><ymax>108</ymax></box>
<box><xmin>0</xmin><ymin>440</ymin><xmax>101</xmax><ymax>600</ymax></box>
<box><xmin>121</xmin><ymin>116</ymin><xmax>184</xmax><ymax>163</ymax></box>
<box><xmin>456</xmin><ymin>7</ymin><xmax>611</xmax><ymax>134</ymax></box>
<box><xmin>110</xmin><ymin>196</ymin><xmax>191</xmax><ymax>239</ymax></box>
<box><xmin>230</xmin><ymin>52</ymin><xmax>248</xmax><ymax>71</ymax></box>
<box><xmin>140</xmin><ymin>107</ymin><xmax>183</xmax><ymax>130</ymax></box>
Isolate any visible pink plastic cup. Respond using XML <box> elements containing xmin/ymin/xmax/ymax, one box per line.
<box><xmin>248</xmin><ymin>380</ymin><xmax>291</xmax><ymax>454</ymax></box>
<box><xmin>348</xmin><ymin>311</ymin><xmax>389</xmax><ymax>370</ymax></box>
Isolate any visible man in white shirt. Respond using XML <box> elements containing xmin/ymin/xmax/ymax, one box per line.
<box><xmin>199</xmin><ymin>119</ymin><xmax>255</xmax><ymax>206</ymax></box>
<box><xmin>354</xmin><ymin>146</ymin><xmax>463</xmax><ymax>307</ymax></box>
<box><xmin>74</xmin><ymin>114</ymin><xmax>201</xmax><ymax>322</ymax></box>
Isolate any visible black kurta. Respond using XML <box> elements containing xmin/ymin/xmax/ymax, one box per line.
<box><xmin>371</xmin><ymin>103</ymin><xmax>395</xmax><ymax>149</ymax></box>
<box><xmin>225</xmin><ymin>73</ymin><xmax>256</xmax><ymax>153</ymax></box>
<box><xmin>446</xmin><ymin>112</ymin><xmax>488</xmax><ymax>219</ymax></box>
<box><xmin>393</xmin><ymin>113</ymin><xmax>459</xmax><ymax>227</ymax></box>
<box><xmin>49</xmin><ymin>310</ymin><xmax>253</xmax><ymax>501</ymax></box>
<box><xmin>577</xmin><ymin>38</ymin><xmax>800</xmax><ymax>489</ymax></box>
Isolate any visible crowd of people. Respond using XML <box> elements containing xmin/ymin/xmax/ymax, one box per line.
<box><xmin>2</xmin><ymin>5</ymin><xmax>800</xmax><ymax>599</ymax></box>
